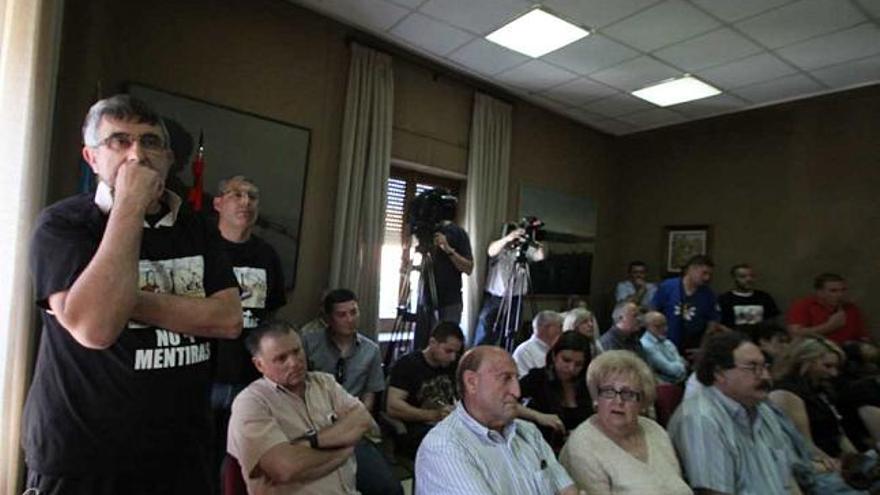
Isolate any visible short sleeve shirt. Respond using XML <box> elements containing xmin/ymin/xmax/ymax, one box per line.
<box><xmin>717</xmin><ymin>290</ymin><xmax>780</xmax><ymax>328</ymax></box>
<box><xmin>431</xmin><ymin>222</ymin><xmax>473</xmax><ymax>307</ymax></box>
<box><xmin>228</xmin><ymin>373</ymin><xmax>360</xmax><ymax>495</ymax></box>
<box><xmin>652</xmin><ymin>277</ymin><xmax>719</xmax><ymax>351</ymax></box>
<box><xmin>388</xmin><ymin>351</ymin><xmax>456</xmax><ymax>412</ymax></box>
<box><xmin>302</xmin><ymin>330</ymin><xmax>385</xmax><ymax>397</ymax></box>
<box><xmin>786</xmin><ymin>295</ymin><xmax>866</xmax><ymax>343</ymax></box>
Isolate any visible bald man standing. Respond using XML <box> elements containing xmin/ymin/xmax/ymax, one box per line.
<box><xmin>415</xmin><ymin>346</ymin><xmax>576</xmax><ymax>495</ymax></box>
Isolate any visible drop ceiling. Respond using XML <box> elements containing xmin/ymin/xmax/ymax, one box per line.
<box><xmin>290</xmin><ymin>0</ymin><xmax>880</xmax><ymax>135</ymax></box>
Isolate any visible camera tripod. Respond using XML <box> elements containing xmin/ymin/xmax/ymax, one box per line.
<box><xmin>383</xmin><ymin>237</ymin><xmax>439</xmax><ymax>367</ymax></box>
<box><xmin>488</xmin><ymin>246</ymin><xmax>534</xmax><ymax>352</ymax></box>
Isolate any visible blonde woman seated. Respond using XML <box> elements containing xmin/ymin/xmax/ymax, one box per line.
<box><xmin>563</xmin><ymin>307</ymin><xmax>603</xmax><ymax>357</ymax></box>
<box><xmin>560</xmin><ymin>351</ymin><xmax>692</xmax><ymax>495</ymax></box>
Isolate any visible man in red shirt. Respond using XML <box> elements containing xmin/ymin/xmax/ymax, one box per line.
<box><xmin>787</xmin><ymin>273</ymin><xmax>867</xmax><ymax>343</ymax></box>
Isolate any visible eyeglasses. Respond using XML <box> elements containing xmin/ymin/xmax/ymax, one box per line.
<box><xmin>597</xmin><ymin>386</ymin><xmax>642</xmax><ymax>403</ymax></box>
<box><xmin>95</xmin><ymin>132</ymin><xmax>166</xmax><ymax>152</ymax></box>
<box><xmin>733</xmin><ymin>362</ymin><xmax>771</xmax><ymax>377</ymax></box>
<box><xmin>335</xmin><ymin>357</ymin><xmax>346</xmax><ymax>384</ymax></box>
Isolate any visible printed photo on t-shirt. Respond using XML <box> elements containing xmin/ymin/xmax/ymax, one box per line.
<box><xmin>733</xmin><ymin>305</ymin><xmax>764</xmax><ymax>325</ymax></box>
<box><xmin>233</xmin><ymin>266</ymin><xmax>268</xmax><ymax>309</ymax></box>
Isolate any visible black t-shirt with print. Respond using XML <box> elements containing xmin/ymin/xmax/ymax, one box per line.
<box><xmin>388</xmin><ymin>351</ymin><xmax>456</xmax><ymax>415</ymax></box>
<box><xmin>25</xmin><ymin>193</ymin><xmax>238</xmax><ymax>475</ymax></box>
<box><xmin>214</xmin><ymin>235</ymin><xmax>287</xmax><ymax>384</ymax></box>
<box><xmin>717</xmin><ymin>290</ymin><xmax>780</xmax><ymax>328</ymax></box>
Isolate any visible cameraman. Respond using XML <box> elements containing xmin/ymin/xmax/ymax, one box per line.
<box><xmin>430</xmin><ymin>211</ymin><xmax>473</xmax><ymax>324</ymax></box>
<box><xmin>472</xmin><ymin>223</ymin><xmax>545</xmax><ymax>346</ymax></box>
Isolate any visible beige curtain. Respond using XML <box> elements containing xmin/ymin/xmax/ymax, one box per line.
<box><xmin>0</xmin><ymin>0</ymin><xmax>63</xmax><ymax>492</ymax></box>
<box><xmin>328</xmin><ymin>44</ymin><xmax>393</xmax><ymax>339</ymax></box>
<box><xmin>464</xmin><ymin>93</ymin><xmax>513</xmax><ymax>339</ymax></box>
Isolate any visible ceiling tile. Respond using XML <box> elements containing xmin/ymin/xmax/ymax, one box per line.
<box><xmin>299</xmin><ymin>0</ymin><xmax>410</xmax><ymax>31</ymax></box>
<box><xmin>617</xmin><ymin>108</ymin><xmax>686</xmax><ymax>127</ymax></box>
<box><xmin>447</xmin><ymin>38</ymin><xmax>529</xmax><ymax>75</ymax></box>
<box><xmin>540</xmin><ymin>77</ymin><xmax>618</xmax><ymax>105</ymax></box>
<box><xmin>419</xmin><ymin>0</ymin><xmax>529</xmax><ymax>34</ymax></box>
<box><xmin>601</xmin><ymin>0</ymin><xmax>720</xmax><ymax>52</ymax></box>
<box><xmin>855</xmin><ymin>0</ymin><xmax>880</xmax><ymax>18</ymax></box>
<box><xmin>541</xmin><ymin>0</ymin><xmax>661</xmax><ymax>29</ymax></box>
<box><xmin>697</xmin><ymin>53</ymin><xmax>797</xmax><ymax>89</ymax></box>
<box><xmin>690</xmin><ymin>0</ymin><xmax>793</xmax><ymax>22</ymax></box>
<box><xmin>589</xmin><ymin>56</ymin><xmax>680</xmax><ymax>91</ymax></box>
<box><xmin>527</xmin><ymin>94</ymin><xmax>574</xmax><ymax>113</ymax></box>
<box><xmin>735</xmin><ymin>0</ymin><xmax>866</xmax><ymax>49</ymax></box>
<box><xmin>811</xmin><ymin>55</ymin><xmax>880</xmax><ymax>88</ymax></box>
<box><xmin>542</xmin><ymin>34</ymin><xmax>639</xmax><ymax>75</ymax></box>
<box><xmin>654</xmin><ymin>28</ymin><xmax>763</xmax><ymax>72</ymax></box>
<box><xmin>732</xmin><ymin>73</ymin><xmax>825</xmax><ymax>103</ymax></box>
<box><xmin>584</xmin><ymin>118</ymin><xmax>639</xmax><ymax>135</ymax></box>
<box><xmin>672</xmin><ymin>93</ymin><xmax>750</xmax><ymax>118</ymax></box>
<box><xmin>390</xmin><ymin>12</ymin><xmax>474</xmax><ymax>55</ymax></box>
<box><xmin>777</xmin><ymin>24</ymin><xmax>880</xmax><ymax>70</ymax></box>
<box><xmin>581</xmin><ymin>93</ymin><xmax>655</xmax><ymax>117</ymax></box>
<box><xmin>494</xmin><ymin>59</ymin><xmax>577</xmax><ymax>92</ymax></box>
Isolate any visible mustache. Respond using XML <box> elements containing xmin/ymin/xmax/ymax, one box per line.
<box><xmin>756</xmin><ymin>380</ymin><xmax>772</xmax><ymax>391</ymax></box>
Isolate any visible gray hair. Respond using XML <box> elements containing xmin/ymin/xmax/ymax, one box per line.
<box><xmin>82</xmin><ymin>94</ymin><xmax>170</xmax><ymax>148</ymax></box>
<box><xmin>532</xmin><ymin>310</ymin><xmax>563</xmax><ymax>333</ymax></box>
<box><xmin>217</xmin><ymin>175</ymin><xmax>259</xmax><ymax>195</ymax></box>
<box><xmin>563</xmin><ymin>308</ymin><xmax>594</xmax><ymax>332</ymax></box>
<box><xmin>611</xmin><ymin>301</ymin><xmax>637</xmax><ymax>322</ymax></box>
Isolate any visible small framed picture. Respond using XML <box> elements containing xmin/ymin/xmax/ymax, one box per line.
<box><xmin>664</xmin><ymin>225</ymin><xmax>710</xmax><ymax>274</ymax></box>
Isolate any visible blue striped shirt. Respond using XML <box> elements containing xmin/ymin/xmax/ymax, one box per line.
<box><xmin>668</xmin><ymin>386</ymin><xmax>797</xmax><ymax>495</ymax></box>
<box><xmin>415</xmin><ymin>403</ymin><xmax>573</xmax><ymax>495</ymax></box>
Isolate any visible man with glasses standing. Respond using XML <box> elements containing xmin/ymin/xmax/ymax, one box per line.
<box><xmin>210</xmin><ymin>175</ymin><xmax>287</xmax><ymax>480</ymax></box>
<box><xmin>301</xmin><ymin>288</ymin><xmax>401</xmax><ymax>495</ymax></box>
<box><xmin>24</xmin><ymin>95</ymin><xmax>242</xmax><ymax>494</ymax></box>
<box><xmin>668</xmin><ymin>332</ymin><xmax>801</xmax><ymax>494</ymax></box>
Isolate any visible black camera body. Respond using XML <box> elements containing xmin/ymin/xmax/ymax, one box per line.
<box><xmin>408</xmin><ymin>188</ymin><xmax>457</xmax><ymax>252</ymax></box>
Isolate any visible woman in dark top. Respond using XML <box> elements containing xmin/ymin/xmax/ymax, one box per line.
<box><xmin>770</xmin><ymin>336</ymin><xmax>855</xmax><ymax>459</ymax></box>
<box><xmin>517</xmin><ymin>331</ymin><xmax>593</xmax><ymax>452</ymax></box>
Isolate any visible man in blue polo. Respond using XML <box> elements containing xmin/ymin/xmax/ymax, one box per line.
<box><xmin>652</xmin><ymin>255</ymin><xmax>727</xmax><ymax>358</ymax></box>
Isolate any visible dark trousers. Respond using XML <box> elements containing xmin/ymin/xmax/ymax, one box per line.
<box><xmin>25</xmin><ymin>463</ymin><xmax>211</xmax><ymax>495</ymax></box>
<box><xmin>355</xmin><ymin>439</ymin><xmax>403</xmax><ymax>495</ymax></box>
<box><xmin>472</xmin><ymin>293</ymin><xmax>521</xmax><ymax>347</ymax></box>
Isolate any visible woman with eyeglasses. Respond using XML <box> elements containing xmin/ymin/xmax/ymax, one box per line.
<box><xmin>560</xmin><ymin>351</ymin><xmax>692</xmax><ymax>495</ymax></box>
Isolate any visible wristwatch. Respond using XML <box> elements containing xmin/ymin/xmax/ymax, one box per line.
<box><xmin>292</xmin><ymin>428</ymin><xmax>320</xmax><ymax>449</ymax></box>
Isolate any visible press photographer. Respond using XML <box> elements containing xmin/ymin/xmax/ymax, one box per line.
<box><xmin>408</xmin><ymin>188</ymin><xmax>473</xmax><ymax>329</ymax></box>
<box><xmin>472</xmin><ymin>218</ymin><xmax>546</xmax><ymax>348</ymax></box>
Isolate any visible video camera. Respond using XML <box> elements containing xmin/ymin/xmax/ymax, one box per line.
<box><xmin>408</xmin><ymin>188</ymin><xmax>457</xmax><ymax>253</ymax></box>
<box><xmin>508</xmin><ymin>216</ymin><xmax>545</xmax><ymax>249</ymax></box>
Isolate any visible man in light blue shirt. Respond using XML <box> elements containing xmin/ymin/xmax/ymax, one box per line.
<box><xmin>669</xmin><ymin>331</ymin><xmax>800</xmax><ymax>495</ymax></box>
<box><xmin>415</xmin><ymin>346</ymin><xmax>576</xmax><ymax>495</ymax></box>
<box><xmin>615</xmin><ymin>260</ymin><xmax>657</xmax><ymax>311</ymax></box>
<box><xmin>640</xmin><ymin>311</ymin><xmax>687</xmax><ymax>383</ymax></box>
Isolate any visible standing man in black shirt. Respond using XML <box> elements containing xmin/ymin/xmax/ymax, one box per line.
<box><xmin>24</xmin><ymin>95</ymin><xmax>242</xmax><ymax>494</ymax></box>
<box><xmin>210</xmin><ymin>175</ymin><xmax>287</xmax><ymax>475</ymax></box>
<box><xmin>717</xmin><ymin>263</ymin><xmax>780</xmax><ymax>328</ymax></box>
<box><xmin>429</xmin><ymin>196</ymin><xmax>473</xmax><ymax>325</ymax></box>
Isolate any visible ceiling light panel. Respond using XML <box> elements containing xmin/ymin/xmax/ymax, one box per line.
<box><xmin>632</xmin><ymin>76</ymin><xmax>721</xmax><ymax>107</ymax></box>
<box><xmin>486</xmin><ymin>9</ymin><xmax>589</xmax><ymax>58</ymax></box>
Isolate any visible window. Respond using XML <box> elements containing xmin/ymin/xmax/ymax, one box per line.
<box><xmin>378</xmin><ymin>168</ymin><xmax>461</xmax><ymax>330</ymax></box>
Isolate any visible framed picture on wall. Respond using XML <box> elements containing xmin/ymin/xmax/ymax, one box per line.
<box><xmin>664</xmin><ymin>225</ymin><xmax>711</xmax><ymax>274</ymax></box>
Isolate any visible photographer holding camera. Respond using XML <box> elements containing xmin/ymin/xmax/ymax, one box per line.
<box><xmin>430</xmin><ymin>209</ymin><xmax>473</xmax><ymax>325</ymax></box>
<box><xmin>472</xmin><ymin>220</ymin><xmax>546</xmax><ymax>347</ymax></box>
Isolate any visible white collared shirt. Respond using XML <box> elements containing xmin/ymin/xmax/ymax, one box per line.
<box><xmin>94</xmin><ymin>181</ymin><xmax>183</xmax><ymax>228</ymax></box>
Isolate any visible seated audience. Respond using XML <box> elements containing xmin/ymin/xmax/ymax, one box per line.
<box><xmin>770</xmin><ymin>336</ymin><xmax>856</xmax><ymax>460</ymax></box>
<box><xmin>300</xmin><ymin>288</ymin><xmax>400</xmax><ymax>495</ymax></box>
<box><xmin>415</xmin><ymin>346</ymin><xmax>577</xmax><ymax>495</ymax></box>
<box><xmin>615</xmin><ymin>260</ymin><xmax>657</xmax><ymax>312</ymax></box>
<box><xmin>599</xmin><ymin>301</ymin><xmax>646</xmax><ymax>361</ymax></box>
<box><xmin>512</xmin><ymin>310</ymin><xmax>563</xmax><ymax>377</ymax></box>
<box><xmin>385</xmin><ymin>321</ymin><xmax>464</xmax><ymax>458</ymax></box>
<box><xmin>838</xmin><ymin>341</ymin><xmax>880</xmax><ymax>451</ymax></box>
<box><xmin>669</xmin><ymin>331</ymin><xmax>801</xmax><ymax>494</ymax></box>
<box><xmin>560</xmin><ymin>351</ymin><xmax>692</xmax><ymax>495</ymax></box>
<box><xmin>749</xmin><ymin>321</ymin><xmax>791</xmax><ymax>365</ymax></box>
<box><xmin>518</xmin><ymin>331</ymin><xmax>594</xmax><ymax>451</ymax></box>
<box><xmin>787</xmin><ymin>273</ymin><xmax>867</xmax><ymax>343</ymax></box>
<box><xmin>718</xmin><ymin>263</ymin><xmax>780</xmax><ymax>328</ymax></box>
<box><xmin>228</xmin><ymin>321</ymin><xmax>378</xmax><ymax>495</ymax></box>
<box><xmin>640</xmin><ymin>311</ymin><xmax>687</xmax><ymax>383</ymax></box>
<box><xmin>563</xmin><ymin>307</ymin><xmax>602</xmax><ymax>357</ymax></box>
<box><xmin>652</xmin><ymin>255</ymin><xmax>725</xmax><ymax>356</ymax></box>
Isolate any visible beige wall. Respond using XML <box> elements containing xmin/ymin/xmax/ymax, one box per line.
<box><xmin>610</xmin><ymin>85</ymin><xmax>880</xmax><ymax>333</ymax></box>
<box><xmin>49</xmin><ymin>0</ymin><xmax>613</xmax><ymax>324</ymax></box>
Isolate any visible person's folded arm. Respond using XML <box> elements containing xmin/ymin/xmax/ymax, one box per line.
<box><xmin>258</xmin><ymin>441</ymin><xmax>353</xmax><ymax>484</ymax></box>
<box><xmin>131</xmin><ymin>287</ymin><xmax>242</xmax><ymax>339</ymax></box>
<box><xmin>316</xmin><ymin>401</ymin><xmax>375</xmax><ymax>449</ymax></box>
